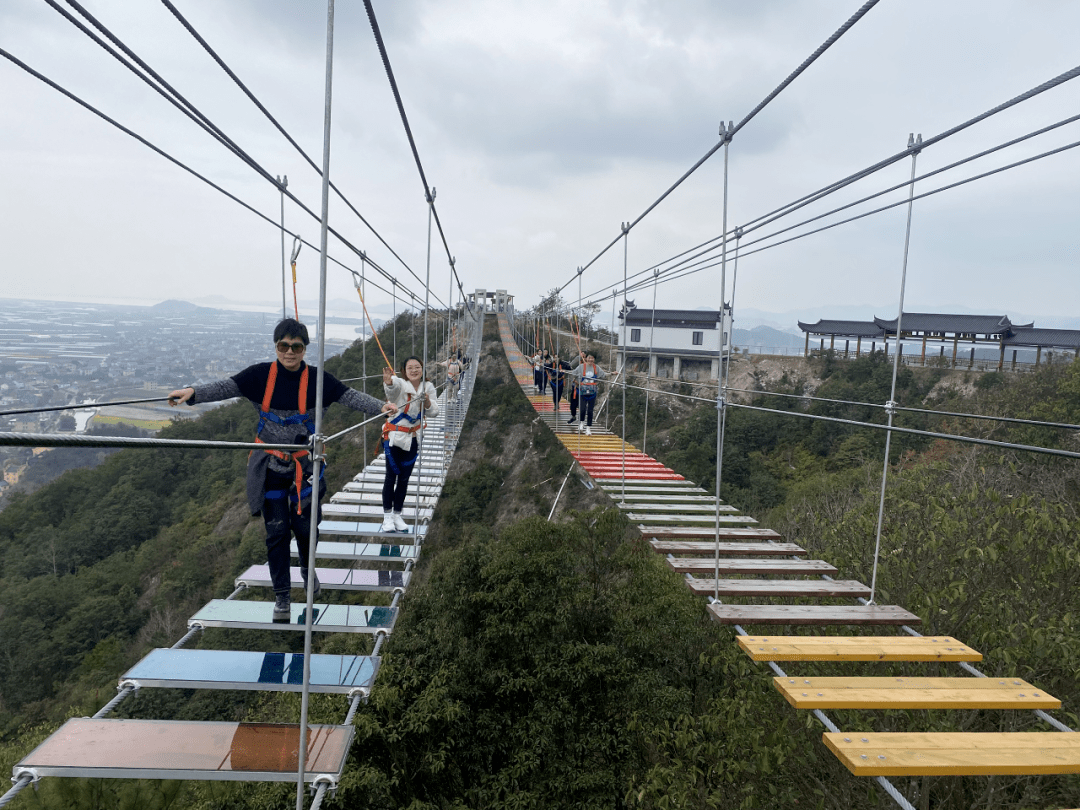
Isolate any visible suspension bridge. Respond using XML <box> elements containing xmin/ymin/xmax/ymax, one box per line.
<box><xmin>2</xmin><ymin>0</ymin><xmax>1079</xmax><ymax>808</ymax></box>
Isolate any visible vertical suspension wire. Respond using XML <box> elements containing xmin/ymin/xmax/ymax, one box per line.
<box><xmin>713</xmin><ymin>122</ymin><xmax>732</xmax><ymax>602</ymax></box>
<box><xmin>620</xmin><ymin>223</ymin><xmax>629</xmax><ymax>505</ymax></box>
<box><xmin>608</xmin><ymin>290</ymin><xmax>616</xmax><ymax>430</ymax></box>
<box><xmin>297</xmin><ymin>2</ymin><xmax>335</xmax><ymax>806</ymax></box>
<box><xmin>361</xmin><ymin>256</ymin><xmax>368</xmax><ymax>462</ymax></box>
<box><xmin>391</xmin><ymin>279</ymin><xmax>397</xmax><ymax>366</ymax></box>
<box><xmin>642</xmin><ymin>269</ymin><xmax>659</xmax><ymax>455</ymax></box>
<box><xmin>278</xmin><ymin>174</ymin><xmax>288</xmax><ymax>319</ymax></box>
<box><xmin>869</xmin><ymin>134</ymin><xmax>922</xmax><ymax>604</ymax></box>
<box><xmin>412</xmin><ymin>187</ymin><xmax>434</xmax><ymax>537</ymax></box>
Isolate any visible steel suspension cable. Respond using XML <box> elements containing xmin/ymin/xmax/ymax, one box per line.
<box><xmin>361</xmin><ymin>0</ymin><xmax>468</xmax><ymax>306</ymax></box>
<box><xmin>557</xmin><ymin>0</ymin><xmax>882</xmax><ymax>294</ymax></box>
<box><xmin>159</xmin><ymin>0</ymin><xmax>426</xmax><ymax>295</ymax></box>
<box><xmin>48</xmin><ymin>2</ymin><xmax>446</xmax><ymax>310</ymax></box>
<box><xmin>0</xmin><ymin>47</ymin><xmax>434</xmax><ymax>308</ymax></box>
<box><xmin>575</xmin><ymin>68</ymin><xmax>1080</xmax><ymax>306</ymax></box>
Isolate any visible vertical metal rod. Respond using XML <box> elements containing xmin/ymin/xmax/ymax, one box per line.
<box><xmin>361</xmin><ymin>258</ymin><xmax>367</xmax><ymax>463</ymax></box>
<box><xmin>713</xmin><ymin>122</ymin><xmax>731</xmax><ymax>601</ymax></box>
<box><xmin>412</xmin><ymin>188</ymin><xmax>434</xmax><ymax>536</ymax></box>
<box><xmin>392</xmin><ymin>280</ymin><xmax>397</xmax><ymax>365</ymax></box>
<box><xmin>608</xmin><ymin>290</ymin><xmax>616</xmax><ymax>430</ymax></box>
<box><xmin>620</xmin><ymin>223</ymin><xmax>629</xmax><ymax>506</ymax></box>
<box><xmin>642</xmin><ymin>269</ymin><xmax>658</xmax><ymax>455</ymax></box>
<box><xmin>298</xmin><ymin>2</ymin><xmax>335</xmax><ymax>806</ymax></box>
<box><xmin>869</xmin><ymin>135</ymin><xmax>921</xmax><ymax>604</ymax></box>
<box><xmin>278</xmin><ymin>175</ymin><xmax>288</xmax><ymax>319</ymax></box>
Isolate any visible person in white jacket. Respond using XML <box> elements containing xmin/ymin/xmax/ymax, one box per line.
<box><xmin>380</xmin><ymin>356</ymin><xmax>439</xmax><ymax>532</ymax></box>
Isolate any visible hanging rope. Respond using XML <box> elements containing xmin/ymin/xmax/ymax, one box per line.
<box><xmin>289</xmin><ymin>235</ymin><xmax>302</xmax><ymax>319</ymax></box>
<box><xmin>351</xmin><ymin>271</ymin><xmax>393</xmax><ymax>370</ymax></box>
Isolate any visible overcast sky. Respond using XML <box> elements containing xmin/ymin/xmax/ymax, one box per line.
<box><xmin>2</xmin><ymin>0</ymin><xmax>1078</xmax><ymax>329</ymax></box>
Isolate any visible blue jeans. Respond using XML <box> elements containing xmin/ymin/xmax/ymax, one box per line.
<box><xmin>263</xmin><ymin>481</ymin><xmax>323</xmax><ymax>595</ymax></box>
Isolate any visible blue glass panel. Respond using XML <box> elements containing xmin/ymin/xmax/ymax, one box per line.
<box><xmin>123</xmin><ymin>649</ymin><xmax>379</xmax><ymax>693</ymax></box>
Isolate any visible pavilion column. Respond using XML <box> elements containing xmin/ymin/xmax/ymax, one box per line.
<box><xmin>998</xmin><ymin>342</ymin><xmax>1005</xmax><ymax>371</ymax></box>
<box><xmin>951</xmin><ymin>337</ymin><xmax>958</xmax><ymax>368</ymax></box>
<box><xmin>829</xmin><ymin>334</ymin><xmax>835</xmax><ymax>351</ymax></box>
<box><xmin>1036</xmin><ymin>346</ymin><xmax>1042</xmax><ymax>366</ymax></box>
<box><xmin>804</xmin><ymin>332</ymin><xmax>810</xmax><ymax>357</ymax></box>
<box><xmin>856</xmin><ymin>336</ymin><xmax>862</xmax><ymax>357</ymax></box>
<box><xmin>921</xmin><ymin>334</ymin><xmax>927</xmax><ymax>364</ymax></box>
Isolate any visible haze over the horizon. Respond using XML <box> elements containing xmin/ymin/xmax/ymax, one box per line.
<box><xmin>2</xmin><ymin>1</ymin><xmax>1077</xmax><ymax>324</ymax></box>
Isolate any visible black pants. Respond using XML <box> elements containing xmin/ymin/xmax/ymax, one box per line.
<box><xmin>263</xmin><ymin>481</ymin><xmax>323</xmax><ymax>596</ymax></box>
<box><xmin>382</xmin><ymin>437</ymin><xmax>419</xmax><ymax>512</ymax></box>
<box><xmin>580</xmin><ymin>395</ymin><xmax>596</xmax><ymax>426</ymax></box>
<box><xmin>568</xmin><ymin>387</ymin><xmax>579</xmax><ymax>419</ymax></box>
<box><xmin>551</xmin><ymin>380</ymin><xmax>563</xmax><ymax>411</ymax></box>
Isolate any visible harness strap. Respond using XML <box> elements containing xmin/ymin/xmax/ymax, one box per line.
<box><xmin>256</xmin><ymin>362</ymin><xmax>312</xmax><ymax>515</ymax></box>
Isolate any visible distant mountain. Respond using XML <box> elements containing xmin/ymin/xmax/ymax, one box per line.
<box><xmin>732</xmin><ymin>325</ymin><xmax>803</xmax><ymax>351</ymax></box>
<box><xmin>151</xmin><ymin>299</ymin><xmax>211</xmax><ymax>313</ymax></box>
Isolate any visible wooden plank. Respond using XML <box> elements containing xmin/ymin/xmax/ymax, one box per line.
<box><xmin>822</xmin><ymin>732</ymin><xmax>1080</xmax><ymax>776</ymax></box>
<box><xmin>651</xmin><ymin>540</ymin><xmax>805</xmax><ymax>556</ymax></box>
<box><xmin>686</xmin><ymin>579</ymin><xmax>869</xmax><ymax>597</ymax></box>
<box><xmin>670</xmin><ymin>558</ymin><xmax>836</xmax><ymax>574</ymax></box>
<box><xmin>643</xmin><ymin>527</ymin><xmax>782</xmax><ymax>541</ymax></box>
<box><xmin>737</xmin><ymin>635</ymin><xmax>981</xmax><ymax>662</ymax></box>
<box><xmin>616</xmin><ymin>502</ymin><xmax>731</xmax><ymax>513</ymax></box>
<box><xmin>626</xmin><ymin>513</ymin><xmax>754</xmax><ymax>524</ymax></box>
<box><xmin>709</xmin><ymin>604</ymin><xmax>921</xmax><ymax>626</ymax></box>
<box><xmin>776</xmin><ymin>676</ymin><xmax>1059</xmax><ymax>710</ymax></box>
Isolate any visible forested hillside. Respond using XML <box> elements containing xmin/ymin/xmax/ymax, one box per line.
<box><xmin>1</xmin><ymin>316</ymin><xmax>1078</xmax><ymax>809</ymax></box>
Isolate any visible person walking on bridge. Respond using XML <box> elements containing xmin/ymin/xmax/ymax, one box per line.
<box><xmin>168</xmin><ymin>318</ymin><xmax>389</xmax><ymax>621</ymax></box>
<box><xmin>381</xmin><ymin>356</ymin><xmax>439</xmax><ymax>533</ymax></box>
<box><xmin>569</xmin><ymin>352</ymin><xmax>607</xmax><ymax>436</ymax></box>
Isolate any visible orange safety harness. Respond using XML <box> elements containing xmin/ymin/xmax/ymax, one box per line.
<box><xmin>255</xmin><ymin>362</ymin><xmax>313</xmax><ymax>515</ymax></box>
<box><xmin>579</xmin><ymin>363</ymin><xmax>600</xmax><ymax>398</ymax></box>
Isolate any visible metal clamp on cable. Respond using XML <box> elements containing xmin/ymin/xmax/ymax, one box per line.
<box><xmin>347</xmin><ymin>686</ymin><xmax>371</xmax><ymax>701</ymax></box>
<box><xmin>907</xmin><ymin>132</ymin><xmax>923</xmax><ymax>155</ymax></box>
<box><xmin>716</xmin><ymin>395</ymin><xmax>726</xmax><ymax>413</ymax></box>
<box><xmin>309</xmin><ymin>434</ymin><xmax>326</xmax><ymax>465</ymax></box>
<box><xmin>884</xmin><ymin>400</ymin><xmax>897</xmax><ymax>417</ymax></box>
<box><xmin>187</xmin><ymin>620</ymin><xmax>205</xmax><ymax>631</ymax></box>
<box><xmin>118</xmin><ymin>679</ymin><xmax>140</xmax><ymax>692</ymax></box>
<box><xmin>10</xmin><ymin>768</ymin><xmax>40</xmax><ymax>793</ymax></box>
<box><xmin>310</xmin><ymin>774</ymin><xmax>338</xmax><ymax>797</ymax></box>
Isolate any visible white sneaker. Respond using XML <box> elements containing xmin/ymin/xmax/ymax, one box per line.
<box><xmin>578</xmin><ymin>421</ymin><xmax>584</xmax><ymax>433</ymax></box>
<box><xmin>380</xmin><ymin>513</ymin><xmax>396</xmax><ymax>532</ymax></box>
<box><xmin>392</xmin><ymin>512</ymin><xmax>408</xmax><ymax>532</ymax></box>
<box><xmin>585</xmin><ymin>426</ymin><xmax>592</xmax><ymax>435</ymax></box>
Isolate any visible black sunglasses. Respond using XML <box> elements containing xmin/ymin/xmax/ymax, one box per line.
<box><xmin>276</xmin><ymin>341</ymin><xmax>306</xmax><ymax>353</ymax></box>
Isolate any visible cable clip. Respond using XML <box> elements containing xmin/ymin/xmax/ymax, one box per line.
<box><xmin>884</xmin><ymin>400</ymin><xmax>897</xmax><ymax>417</ymax></box>
<box><xmin>716</xmin><ymin>395</ymin><xmax>727</xmax><ymax>412</ymax></box>
<box><xmin>118</xmin><ymin>679</ymin><xmax>141</xmax><ymax>692</ymax></box>
<box><xmin>907</xmin><ymin>133</ymin><xmax>923</xmax><ymax>155</ymax></box>
<box><xmin>347</xmin><ymin>687</ymin><xmax>371</xmax><ymax>702</ymax></box>
<box><xmin>12</xmin><ymin>768</ymin><xmax>40</xmax><ymax>789</ymax></box>
<box><xmin>310</xmin><ymin>774</ymin><xmax>338</xmax><ymax>797</ymax></box>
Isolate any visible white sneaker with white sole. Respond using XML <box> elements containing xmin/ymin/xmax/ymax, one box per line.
<box><xmin>392</xmin><ymin>512</ymin><xmax>408</xmax><ymax>532</ymax></box>
<box><xmin>380</xmin><ymin>513</ymin><xmax>396</xmax><ymax>533</ymax></box>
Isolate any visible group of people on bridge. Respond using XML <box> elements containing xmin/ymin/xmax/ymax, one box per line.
<box><xmin>168</xmin><ymin>317</ymin><xmax>442</xmax><ymax>622</ymax></box>
<box><xmin>531</xmin><ymin>349</ymin><xmax>608</xmax><ymax>436</ymax></box>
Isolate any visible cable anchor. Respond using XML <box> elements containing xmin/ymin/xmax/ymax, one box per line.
<box><xmin>716</xmin><ymin>395</ymin><xmax>727</xmax><ymax>413</ymax></box>
<box><xmin>907</xmin><ymin>132</ymin><xmax>923</xmax><ymax>155</ymax></box>
<box><xmin>118</xmin><ymin>679</ymin><xmax>141</xmax><ymax>692</ymax></box>
<box><xmin>884</xmin><ymin>400</ymin><xmax>897</xmax><ymax>417</ymax></box>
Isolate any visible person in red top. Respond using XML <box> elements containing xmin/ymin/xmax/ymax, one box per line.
<box><xmin>168</xmin><ymin>318</ymin><xmax>390</xmax><ymax>621</ymax></box>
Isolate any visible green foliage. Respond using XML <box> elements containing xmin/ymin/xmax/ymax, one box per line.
<box><xmin>341</xmin><ymin>508</ymin><xmax>811</xmax><ymax>809</ymax></box>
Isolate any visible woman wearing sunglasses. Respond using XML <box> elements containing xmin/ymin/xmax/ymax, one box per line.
<box><xmin>168</xmin><ymin>318</ymin><xmax>390</xmax><ymax>622</ymax></box>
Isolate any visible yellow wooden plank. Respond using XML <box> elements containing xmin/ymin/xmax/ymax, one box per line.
<box><xmin>737</xmin><ymin>635</ymin><xmax>982</xmax><ymax>662</ymax></box>
<box><xmin>775</xmin><ymin>676</ymin><xmax>1060</xmax><ymax>710</ymax></box>
<box><xmin>823</xmin><ymin>732</ymin><xmax>1080</xmax><ymax>776</ymax></box>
